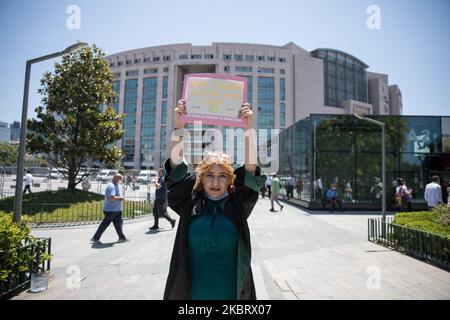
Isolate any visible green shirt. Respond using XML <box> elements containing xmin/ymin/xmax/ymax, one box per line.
<box><xmin>272</xmin><ymin>177</ymin><xmax>281</xmax><ymax>194</ymax></box>
<box><xmin>188</xmin><ymin>196</ymin><xmax>239</xmax><ymax>300</ymax></box>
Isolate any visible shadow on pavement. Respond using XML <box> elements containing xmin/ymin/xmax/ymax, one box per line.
<box><xmin>145</xmin><ymin>228</ymin><xmax>172</xmax><ymax>235</ymax></box>
<box><xmin>91</xmin><ymin>242</ymin><xmax>115</xmax><ymax>249</ymax></box>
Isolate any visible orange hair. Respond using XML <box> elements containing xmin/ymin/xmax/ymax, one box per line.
<box><xmin>193</xmin><ymin>152</ymin><xmax>235</xmax><ymax>194</ymax></box>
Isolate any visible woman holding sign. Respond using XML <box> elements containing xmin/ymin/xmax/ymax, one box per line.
<box><xmin>163</xmin><ymin>99</ymin><xmax>266</xmax><ymax>300</ymax></box>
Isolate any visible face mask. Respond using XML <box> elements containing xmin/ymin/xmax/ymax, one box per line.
<box><xmin>205</xmin><ymin>190</ymin><xmax>229</xmax><ymax>201</ymax></box>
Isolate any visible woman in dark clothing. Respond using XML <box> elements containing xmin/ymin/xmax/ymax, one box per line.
<box><xmin>163</xmin><ymin>99</ymin><xmax>266</xmax><ymax>300</ymax></box>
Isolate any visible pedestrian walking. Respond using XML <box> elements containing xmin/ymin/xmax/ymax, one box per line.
<box><xmin>344</xmin><ymin>180</ymin><xmax>354</xmax><ymax>203</ymax></box>
<box><xmin>82</xmin><ymin>177</ymin><xmax>91</xmax><ymax>191</ymax></box>
<box><xmin>296</xmin><ymin>177</ymin><xmax>303</xmax><ymax>199</ymax></box>
<box><xmin>91</xmin><ymin>173</ymin><xmax>127</xmax><ymax>244</ymax></box>
<box><xmin>149</xmin><ymin>168</ymin><xmax>176</xmax><ymax>230</ymax></box>
<box><xmin>315</xmin><ymin>177</ymin><xmax>323</xmax><ymax>203</ymax></box>
<box><xmin>287</xmin><ymin>176</ymin><xmax>295</xmax><ymax>200</ymax></box>
<box><xmin>23</xmin><ymin>170</ymin><xmax>33</xmax><ymax>194</ymax></box>
<box><xmin>370</xmin><ymin>177</ymin><xmax>383</xmax><ymax>203</ymax></box>
<box><xmin>261</xmin><ymin>183</ymin><xmax>267</xmax><ymax>199</ymax></box>
<box><xmin>270</xmin><ymin>174</ymin><xmax>284</xmax><ymax>212</ymax></box>
<box><xmin>163</xmin><ymin>99</ymin><xmax>266</xmax><ymax>300</ymax></box>
<box><xmin>424</xmin><ymin>175</ymin><xmax>442</xmax><ymax>210</ymax></box>
<box><xmin>266</xmin><ymin>175</ymin><xmax>273</xmax><ymax>198</ymax></box>
<box><xmin>394</xmin><ymin>178</ymin><xmax>412</xmax><ymax>212</ymax></box>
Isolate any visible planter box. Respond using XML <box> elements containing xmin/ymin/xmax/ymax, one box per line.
<box><xmin>0</xmin><ymin>237</ymin><xmax>51</xmax><ymax>299</ymax></box>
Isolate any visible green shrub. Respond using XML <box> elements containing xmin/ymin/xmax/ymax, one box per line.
<box><xmin>0</xmin><ymin>213</ymin><xmax>51</xmax><ymax>283</ymax></box>
<box><xmin>393</xmin><ymin>206</ymin><xmax>450</xmax><ymax>238</ymax></box>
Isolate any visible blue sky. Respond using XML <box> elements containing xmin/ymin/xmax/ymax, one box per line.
<box><xmin>0</xmin><ymin>0</ymin><xmax>449</xmax><ymax>124</ymax></box>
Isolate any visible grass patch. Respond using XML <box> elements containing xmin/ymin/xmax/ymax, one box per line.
<box><xmin>0</xmin><ymin>189</ymin><xmax>104</xmax><ymax>208</ymax></box>
<box><xmin>393</xmin><ymin>206</ymin><xmax>450</xmax><ymax>238</ymax></box>
<box><xmin>0</xmin><ymin>190</ymin><xmax>152</xmax><ymax>224</ymax></box>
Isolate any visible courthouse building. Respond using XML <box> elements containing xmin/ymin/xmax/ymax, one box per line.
<box><xmin>104</xmin><ymin>42</ymin><xmax>402</xmax><ymax>169</ymax></box>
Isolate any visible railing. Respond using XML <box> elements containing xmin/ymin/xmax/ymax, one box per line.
<box><xmin>0</xmin><ymin>237</ymin><xmax>51</xmax><ymax>299</ymax></box>
<box><xmin>368</xmin><ymin>218</ymin><xmax>450</xmax><ymax>271</ymax></box>
<box><xmin>0</xmin><ymin>201</ymin><xmax>152</xmax><ymax>226</ymax></box>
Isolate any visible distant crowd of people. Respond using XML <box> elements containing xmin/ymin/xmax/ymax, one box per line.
<box><xmin>258</xmin><ymin>173</ymin><xmax>450</xmax><ymax>213</ymax></box>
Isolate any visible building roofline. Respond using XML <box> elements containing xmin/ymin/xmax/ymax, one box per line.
<box><xmin>311</xmin><ymin>48</ymin><xmax>369</xmax><ymax>68</ymax></box>
<box><xmin>105</xmin><ymin>42</ymin><xmax>309</xmax><ymax>58</ymax></box>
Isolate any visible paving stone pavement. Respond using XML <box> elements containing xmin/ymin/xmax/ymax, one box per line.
<box><xmin>14</xmin><ymin>197</ymin><xmax>450</xmax><ymax>300</ymax></box>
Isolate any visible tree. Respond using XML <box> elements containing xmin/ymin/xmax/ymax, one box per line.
<box><xmin>27</xmin><ymin>45</ymin><xmax>124</xmax><ymax>189</ymax></box>
<box><xmin>0</xmin><ymin>142</ymin><xmax>18</xmax><ymax>166</ymax></box>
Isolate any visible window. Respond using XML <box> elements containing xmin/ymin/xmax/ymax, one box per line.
<box><xmin>235</xmin><ymin>66</ymin><xmax>252</xmax><ymax>73</ymax></box>
<box><xmin>280</xmin><ymin>102</ymin><xmax>286</xmax><ymax>127</ymax></box>
<box><xmin>144</xmin><ymin>58</ymin><xmax>151</xmax><ymax>63</ymax></box>
<box><xmin>134</xmin><ymin>59</ymin><xmax>141</xmax><ymax>64</ymax></box>
<box><xmin>257</xmin><ymin>67</ymin><xmax>275</xmax><ymax>74</ymax></box>
<box><xmin>111</xmin><ymin>81</ymin><xmax>120</xmax><ymax>113</ymax></box>
<box><xmin>163</xmin><ymin>56</ymin><xmax>171</xmax><ymax>61</ymax></box>
<box><xmin>113</xmin><ymin>72</ymin><xmax>121</xmax><ymax>78</ymax></box>
<box><xmin>245</xmin><ymin>55</ymin><xmax>254</xmax><ymax>61</ymax></box>
<box><xmin>257</xmin><ymin>56</ymin><xmax>265</xmax><ymax>61</ymax></box>
<box><xmin>191</xmin><ymin>54</ymin><xmax>202</xmax><ymax>59</ymax></box>
<box><xmin>124</xmin><ymin>79</ymin><xmax>139</xmax><ymax>162</ymax></box>
<box><xmin>163</xmin><ymin>67</ymin><xmax>169</xmax><ymax>73</ymax></box>
<box><xmin>278</xmin><ymin>57</ymin><xmax>286</xmax><ymax>63</ymax></box>
<box><xmin>118</xmin><ymin>61</ymin><xmax>123</xmax><ymax>66</ymax></box>
<box><xmin>204</xmin><ymin>54</ymin><xmax>214</xmax><ymax>59</ymax></box>
<box><xmin>179</xmin><ymin>54</ymin><xmax>188</xmax><ymax>60</ymax></box>
<box><xmin>162</xmin><ymin>76</ymin><xmax>168</xmax><ymax>99</ymax></box>
<box><xmin>280</xmin><ymin>78</ymin><xmax>285</xmax><ymax>101</ymax></box>
<box><xmin>257</xmin><ymin>77</ymin><xmax>275</xmax><ymax>128</ymax></box>
<box><xmin>240</xmin><ymin>76</ymin><xmax>253</xmax><ymax>105</ymax></box>
<box><xmin>144</xmin><ymin>68</ymin><xmax>158</xmax><ymax>74</ymax></box>
<box><xmin>153</xmin><ymin>57</ymin><xmax>160</xmax><ymax>62</ymax></box>
<box><xmin>268</xmin><ymin>56</ymin><xmax>276</xmax><ymax>62</ymax></box>
<box><xmin>109</xmin><ymin>63</ymin><xmax>116</xmax><ymax>68</ymax></box>
<box><xmin>161</xmin><ymin>101</ymin><xmax>167</xmax><ymax>124</ymax></box>
<box><xmin>223</xmin><ymin>54</ymin><xmax>231</xmax><ymax>60</ymax></box>
<box><xmin>234</xmin><ymin>55</ymin><xmax>243</xmax><ymax>61</ymax></box>
<box><xmin>280</xmin><ymin>69</ymin><xmax>285</xmax><ymax>74</ymax></box>
<box><xmin>126</xmin><ymin>60</ymin><xmax>133</xmax><ymax>65</ymax></box>
<box><xmin>126</xmin><ymin>70</ymin><xmax>139</xmax><ymax>76</ymax></box>
<box><xmin>224</xmin><ymin>66</ymin><xmax>230</xmax><ymax>72</ymax></box>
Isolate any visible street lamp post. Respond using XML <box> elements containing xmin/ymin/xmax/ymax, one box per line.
<box><xmin>353</xmin><ymin>113</ymin><xmax>386</xmax><ymax>226</ymax></box>
<box><xmin>13</xmin><ymin>42</ymin><xmax>88</xmax><ymax>222</ymax></box>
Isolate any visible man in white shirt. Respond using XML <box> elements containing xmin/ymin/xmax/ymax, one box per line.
<box><xmin>266</xmin><ymin>175</ymin><xmax>273</xmax><ymax>198</ymax></box>
<box><xmin>424</xmin><ymin>175</ymin><xmax>442</xmax><ymax>209</ymax></box>
<box><xmin>23</xmin><ymin>170</ymin><xmax>33</xmax><ymax>194</ymax></box>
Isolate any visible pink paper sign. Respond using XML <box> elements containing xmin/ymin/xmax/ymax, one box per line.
<box><xmin>181</xmin><ymin>73</ymin><xmax>248</xmax><ymax>127</ymax></box>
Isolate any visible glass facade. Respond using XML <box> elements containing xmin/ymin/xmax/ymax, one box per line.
<box><xmin>160</xmin><ymin>100</ymin><xmax>167</xmax><ymax>164</ymax></box>
<box><xmin>123</xmin><ymin>79</ymin><xmax>138</xmax><ymax>162</ymax></box>
<box><xmin>257</xmin><ymin>77</ymin><xmax>275</xmax><ymax>128</ymax></box>
<box><xmin>112</xmin><ymin>81</ymin><xmax>120</xmax><ymax>114</ymax></box>
<box><xmin>141</xmin><ymin>77</ymin><xmax>158</xmax><ymax>164</ymax></box>
<box><xmin>238</xmin><ymin>75</ymin><xmax>253</xmax><ymax>105</ymax></box>
<box><xmin>162</xmin><ymin>75</ymin><xmax>168</xmax><ymax>99</ymax></box>
<box><xmin>312</xmin><ymin>49</ymin><xmax>368</xmax><ymax>108</ymax></box>
<box><xmin>279</xmin><ymin>115</ymin><xmax>450</xmax><ymax>209</ymax></box>
<box><xmin>280</xmin><ymin>78</ymin><xmax>286</xmax><ymax>128</ymax></box>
